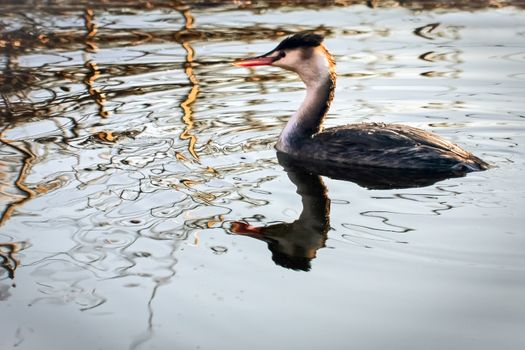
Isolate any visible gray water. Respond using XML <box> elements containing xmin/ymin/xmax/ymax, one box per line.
<box><xmin>1</xmin><ymin>1</ymin><xmax>524</xmax><ymax>349</ymax></box>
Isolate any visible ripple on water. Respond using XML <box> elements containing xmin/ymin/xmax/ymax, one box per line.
<box><xmin>1</xmin><ymin>3</ymin><xmax>525</xmax><ymax>350</ymax></box>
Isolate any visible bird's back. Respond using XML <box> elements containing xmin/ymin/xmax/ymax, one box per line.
<box><xmin>290</xmin><ymin>123</ymin><xmax>489</xmax><ymax>172</ymax></box>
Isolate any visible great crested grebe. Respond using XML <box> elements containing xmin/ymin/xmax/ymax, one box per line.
<box><xmin>234</xmin><ymin>33</ymin><xmax>489</xmax><ymax>173</ymax></box>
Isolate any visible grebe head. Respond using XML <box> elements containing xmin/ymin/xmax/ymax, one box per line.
<box><xmin>234</xmin><ymin>32</ymin><xmax>335</xmax><ymax>87</ymax></box>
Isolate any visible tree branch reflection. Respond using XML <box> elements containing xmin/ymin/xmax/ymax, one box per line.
<box><xmin>177</xmin><ymin>7</ymin><xmax>200</xmax><ymax>161</ymax></box>
<box><xmin>83</xmin><ymin>8</ymin><xmax>108</xmax><ymax>118</ymax></box>
<box><xmin>0</xmin><ymin>138</ymin><xmax>36</xmax><ymax>227</ymax></box>
<box><xmin>0</xmin><ymin>241</ymin><xmax>27</xmax><ymax>279</ymax></box>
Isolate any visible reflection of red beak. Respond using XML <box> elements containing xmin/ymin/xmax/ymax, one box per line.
<box><xmin>233</xmin><ymin>56</ymin><xmax>275</xmax><ymax>67</ymax></box>
<box><xmin>231</xmin><ymin>221</ymin><xmax>264</xmax><ymax>235</ymax></box>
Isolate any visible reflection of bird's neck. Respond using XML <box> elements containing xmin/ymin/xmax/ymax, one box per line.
<box><xmin>277</xmin><ymin>46</ymin><xmax>336</xmax><ymax>152</ymax></box>
<box><xmin>291</xmin><ymin>170</ymin><xmax>330</xmax><ymax>233</ymax></box>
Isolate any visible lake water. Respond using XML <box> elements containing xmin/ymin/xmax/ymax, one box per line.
<box><xmin>1</xmin><ymin>1</ymin><xmax>524</xmax><ymax>349</ymax></box>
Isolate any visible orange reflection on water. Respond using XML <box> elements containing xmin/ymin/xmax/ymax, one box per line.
<box><xmin>84</xmin><ymin>8</ymin><xmax>98</xmax><ymax>52</ymax></box>
<box><xmin>0</xmin><ymin>138</ymin><xmax>36</xmax><ymax>227</ymax></box>
<box><xmin>178</xmin><ymin>8</ymin><xmax>200</xmax><ymax>161</ymax></box>
<box><xmin>83</xmin><ymin>8</ymin><xmax>108</xmax><ymax>118</ymax></box>
<box><xmin>83</xmin><ymin>61</ymin><xmax>109</xmax><ymax>118</ymax></box>
<box><xmin>0</xmin><ymin>241</ymin><xmax>26</xmax><ymax>279</ymax></box>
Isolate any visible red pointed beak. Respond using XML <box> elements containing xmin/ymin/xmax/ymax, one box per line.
<box><xmin>233</xmin><ymin>56</ymin><xmax>275</xmax><ymax>67</ymax></box>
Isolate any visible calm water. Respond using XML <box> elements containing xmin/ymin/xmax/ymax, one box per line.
<box><xmin>1</xmin><ymin>1</ymin><xmax>524</xmax><ymax>349</ymax></box>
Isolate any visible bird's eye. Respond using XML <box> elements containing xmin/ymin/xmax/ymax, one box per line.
<box><xmin>279</xmin><ymin>51</ymin><xmax>286</xmax><ymax>59</ymax></box>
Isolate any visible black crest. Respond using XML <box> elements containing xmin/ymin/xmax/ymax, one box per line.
<box><xmin>275</xmin><ymin>32</ymin><xmax>324</xmax><ymax>51</ymax></box>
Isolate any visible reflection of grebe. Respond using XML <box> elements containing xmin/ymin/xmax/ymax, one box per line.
<box><xmin>231</xmin><ymin>163</ymin><xmax>330</xmax><ymax>271</ymax></box>
<box><xmin>235</xmin><ymin>33</ymin><xmax>488</xmax><ymax>173</ymax></box>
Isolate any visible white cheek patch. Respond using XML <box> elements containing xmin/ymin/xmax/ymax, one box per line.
<box><xmin>272</xmin><ymin>48</ymin><xmax>332</xmax><ymax>86</ymax></box>
<box><xmin>280</xmin><ymin>50</ymin><xmax>302</xmax><ymax>69</ymax></box>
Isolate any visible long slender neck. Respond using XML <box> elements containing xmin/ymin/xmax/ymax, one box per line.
<box><xmin>277</xmin><ymin>51</ymin><xmax>336</xmax><ymax>152</ymax></box>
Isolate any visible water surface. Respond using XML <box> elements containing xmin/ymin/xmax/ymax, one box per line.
<box><xmin>1</xmin><ymin>1</ymin><xmax>524</xmax><ymax>349</ymax></box>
